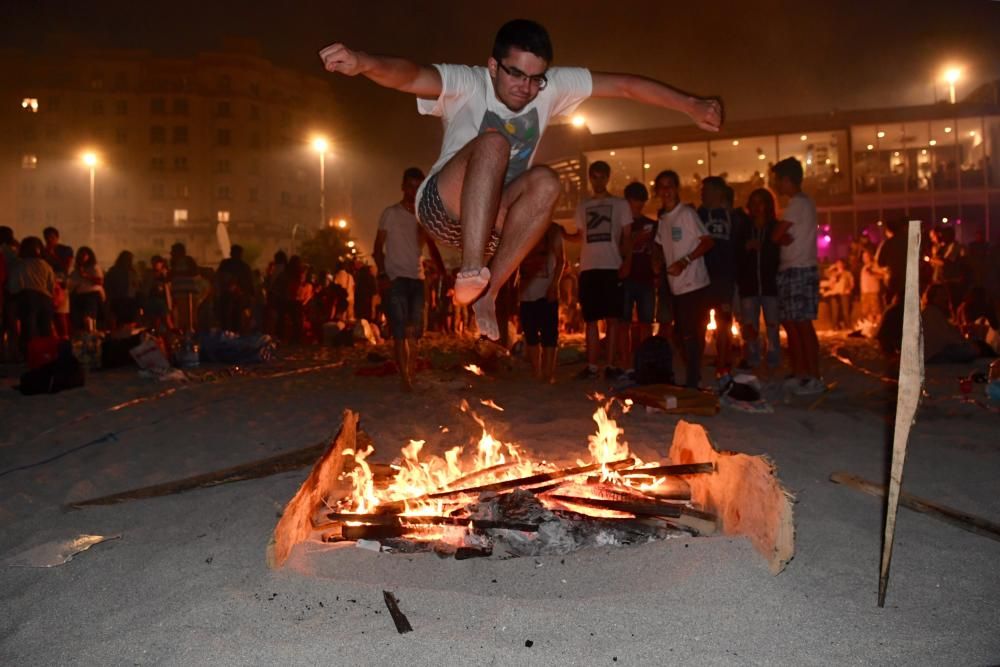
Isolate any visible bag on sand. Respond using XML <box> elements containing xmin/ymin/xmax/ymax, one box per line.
<box><xmin>18</xmin><ymin>342</ymin><xmax>85</xmax><ymax>395</ymax></box>
<box><xmin>633</xmin><ymin>336</ymin><xmax>675</xmax><ymax>385</ymax></box>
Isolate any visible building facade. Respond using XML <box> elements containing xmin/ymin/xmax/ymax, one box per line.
<box><xmin>0</xmin><ymin>38</ymin><xmax>350</xmax><ymax>267</ymax></box>
<box><xmin>537</xmin><ymin>95</ymin><xmax>1000</xmax><ymax>259</ymax></box>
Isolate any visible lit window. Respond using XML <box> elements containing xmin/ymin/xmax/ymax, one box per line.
<box><xmin>173</xmin><ymin>209</ymin><xmax>188</xmax><ymax>226</ymax></box>
<box><xmin>21</xmin><ymin>154</ymin><xmax>38</xmax><ymax>169</ymax></box>
<box><xmin>21</xmin><ymin>98</ymin><xmax>39</xmax><ymax>113</ymax></box>
<box><xmin>217</xmin><ymin>210</ymin><xmax>230</xmax><ymax>223</ymax></box>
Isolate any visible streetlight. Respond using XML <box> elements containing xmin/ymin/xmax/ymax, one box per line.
<box><xmin>570</xmin><ymin>114</ymin><xmax>586</xmax><ymax>128</ymax></box>
<box><xmin>311</xmin><ymin>136</ymin><xmax>329</xmax><ymax>229</ymax></box>
<box><xmin>337</xmin><ymin>218</ymin><xmax>348</xmax><ymax>229</ymax></box>
<box><xmin>81</xmin><ymin>151</ymin><xmax>99</xmax><ymax>248</ymax></box>
<box><xmin>944</xmin><ymin>68</ymin><xmax>961</xmax><ymax>104</ymax></box>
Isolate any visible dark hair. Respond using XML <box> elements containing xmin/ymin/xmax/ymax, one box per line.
<box><xmin>747</xmin><ymin>188</ymin><xmax>777</xmax><ymax>221</ymax></box>
<box><xmin>772</xmin><ymin>157</ymin><xmax>804</xmax><ymax>186</ymax></box>
<box><xmin>20</xmin><ymin>236</ymin><xmax>43</xmax><ymax>258</ymax></box>
<box><xmin>937</xmin><ymin>225</ymin><xmax>956</xmax><ymax>244</ymax></box>
<box><xmin>0</xmin><ymin>226</ymin><xmax>14</xmax><ymax>245</ymax></box>
<box><xmin>701</xmin><ymin>176</ymin><xmax>727</xmax><ymax>191</ymax></box>
<box><xmin>624</xmin><ymin>181</ymin><xmax>649</xmax><ymax>202</ymax></box>
<box><xmin>230</xmin><ymin>244</ymin><xmax>243</xmax><ymax>258</ymax></box>
<box><xmin>171</xmin><ymin>242</ymin><xmax>186</xmax><ymax>256</ymax></box>
<box><xmin>588</xmin><ymin>160</ymin><xmax>611</xmax><ymax>176</ymax></box>
<box><xmin>113</xmin><ymin>250</ymin><xmax>134</xmax><ymax>270</ymax></box>
<box><xmin>43</xmin><ymin>226</ymin><xmax>59</xmax><ymax>240</ymax></box>
<box><xmin>75</xmin><ymin>245</ymin><xmax>97</xmax><ymax>268</ymax></box>
<box><xmin>273</xmin><ymin>250</ymin><xmax>288</xmax><ymax>265</ymax></box>
<box><xmin>654</xmin><ymin>170</ymin><xmax>680</xmax><ymax>189</ymax></box>
<box><xmin>402</xmin><ymin>167</ymin><xmax>425</xmax><ymax>182</ymax></box>
<box><xmin>723</xmin><ymin>185</ymin><xmax>735</xmax><ymax>206</ymax></box>
<box><xmin>492</xmin><ymin>19</ymin><xmax>553</xmax><ymax>63</ymax></box>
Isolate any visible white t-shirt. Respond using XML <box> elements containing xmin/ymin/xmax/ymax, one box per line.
<box><xmin>655</xmin><ymin>203</ymin><xmax>710</xmax><ymax>296</ymax></box>
<box><xmin>576</xmin><ymin>196</ymin><xmax>631</xmax><ymax>271</ymax></box>
<box><xmin>779</xmin><ymin>192</ymin><xmax>818</xmax><ymax>271</ymax></box>
<box><xmin>415</xmin><ymin>64</ymin><xmax>592</xmax><ymax>204</ymax></box>
<box><xmin>378</xmin><ymin>203</ymin><xmax>424</xmax><ymax>281</ymax></box>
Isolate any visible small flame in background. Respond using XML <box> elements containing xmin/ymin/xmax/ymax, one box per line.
<box><xmin>338</xmin><ymin>397</ymin><xmax>675</xmax><ymax>536</ymax></box>
<box><xmin>464</xmin><ymin>364</ymin><xmax>485</xmax><ymax>376</ymax></box>
<box><xmin>480</xmin><ymin>399</ymin><xmax>504</xmax><ymax>412</ymax></box>
<box><xmin>707</xmin><ymin>308</ymin><xmax>741</xmax><ymax>337</ymax></box>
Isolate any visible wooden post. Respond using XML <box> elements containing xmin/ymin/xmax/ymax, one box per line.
<box><xmin>878</xmin><ymin>220</ymin><xmax>924</xmax><ymax>607</ymax></box>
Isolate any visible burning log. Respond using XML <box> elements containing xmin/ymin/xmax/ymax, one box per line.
<box><xmin>621</xmin><ymin>462</ymin><xmax>716</xmax><ymax>477</ymax></box>
<box><xmin>547</xmin><ymin>494</ymin><xmax>683</xmax><ymax>519</ymax></box>
<box><xmin>382</xmin><ymin>591</ymin><xmax>413</xmax><ymax>634</ymax></box>
<box><xmin>324</xmin><ymin>513</ymin><xmax>541</xmax><ymax>533</ymax></box>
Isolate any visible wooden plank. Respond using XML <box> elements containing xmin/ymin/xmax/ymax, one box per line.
<box><xmin>831</xmin><ymin>472</ymin><xmax>1000</xmax><ymax>543</ymax></box>
<box><xmin>66</xmin><ymin>430</ymin><xmax>390</xmax><ymax>510</ymax></box>
<box><xmin>267</xmin><ymin>410</ymin><xmax>357</xmax><ymax>568</ymax></box>
<box><xmin>879</xmin><ymin>220</ymin><xmax>925</xmax><ymax>607</ymax></box>
<box><xmin>668</xmin><ymin>420</ymin><xmax>795</xmax><ymax>574</ymax></box>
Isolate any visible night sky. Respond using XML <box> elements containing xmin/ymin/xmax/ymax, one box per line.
<box><xmin>4</xmin><ymin>0</ymin><xmax>999</xmax><ymax>245</ymax></box>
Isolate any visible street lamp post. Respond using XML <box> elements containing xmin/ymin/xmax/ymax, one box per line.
<box><xmin>311</xmin><ymin>137</ymin><xmax>329</xmax><ymax>229</ymax></box>
<box><xmin>82</xmin><ymin>152</ymin><xmax>98</xmax><ymax>248</ymax></box>
<box><xmin>945</xmin><ymin>68</ymin><xmax>961</xmax><ymax>105</ymax></box>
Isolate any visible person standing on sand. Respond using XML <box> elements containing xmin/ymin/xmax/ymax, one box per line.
<box><xmin>373</xmin><ymin>167</ymin><xmax>446</xmax><ymax>391</ymax></box>
<box><xmin>518</xmin><ymin>222</ymin><xmax>565</xmax><ymax>383</ymax></box>
<box><xmin>319</xmin><ymin>19</ymin><xmax>721</xmax><ymax>341</ymax></box>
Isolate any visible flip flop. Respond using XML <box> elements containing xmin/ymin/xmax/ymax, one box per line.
<box><xmin>454</xmin><ymin>267</ymin><xmax>491</xmax><ymax>305</ymax></box>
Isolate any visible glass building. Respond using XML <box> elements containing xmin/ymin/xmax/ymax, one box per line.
<box><xmin>538</xmin><ymin>93</ymin><xmax>1000</xmax><ymax>260</ymax></box>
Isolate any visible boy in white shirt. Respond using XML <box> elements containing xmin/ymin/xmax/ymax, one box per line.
<box><xmin>771</xmin><ymin>157</ymin><xmax>823</xmax><ymax>395</ymax></box>
<box><xmin>319</xmin><ymin>20</ymin><xmax>721</xmax><ymax>342</ymax></box>
<box><xmin>652</xmin><ymin>170</ymin><xmax>714</xmax><ymax>388</ymax></box>
<box><xmin>575</xmin><ymin>161</ymin><xmax>631</xmax><ymax>379</ymax></box>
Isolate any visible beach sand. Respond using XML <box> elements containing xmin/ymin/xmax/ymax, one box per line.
<box><xmin>1</xmin><ymin>333</ymin><xmax>998</xmax><ymax>665</ymax></box>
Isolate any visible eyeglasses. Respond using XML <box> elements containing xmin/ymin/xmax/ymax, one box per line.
<box><xmin>497</xmin><ymin>61</ymin><xmax>548</xmax><ymax>90</ymax></box>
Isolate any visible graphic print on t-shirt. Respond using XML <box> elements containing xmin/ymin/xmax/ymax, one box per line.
<box><xmin>585</xmin><ymin>203</ymin><xmax>613</xmax><ymax>244</ymax></box>
<box><xmin>478</xmin><ymin>108</ymin><xmax>540</xmax><ymax>185</ymax></box>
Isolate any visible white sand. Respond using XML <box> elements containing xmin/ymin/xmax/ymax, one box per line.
<box><xmin>1</xmin><ymin>333</ymin><xmax>998</xmax><ymax>665</ymax></box>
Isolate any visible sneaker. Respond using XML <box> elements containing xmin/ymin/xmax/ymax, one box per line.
<box><xmin>793</xmin><ymin>377</ymin><xmax>827</xmax><ymax>396</ymax></box>
<box><xmin>576</xmin><ymin>365</ymin><xmax>600</xmax><ymax>380</ymax></box>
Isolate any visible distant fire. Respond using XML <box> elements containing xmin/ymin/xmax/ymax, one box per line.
<box><xmin>464</xmin><ymin>364</ymin><xmax>485</xmax><ymax>376</ymax></box>
<box><xmin>707</xmin><ymin>308</ymin><xmax>740</xmax><ymax>337</ymax></box>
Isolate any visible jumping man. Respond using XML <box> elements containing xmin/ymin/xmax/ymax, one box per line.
<box><xmin>320</xmin><ymin>19</ymin><xmax>722</xmax><ymax>340</ymax></box>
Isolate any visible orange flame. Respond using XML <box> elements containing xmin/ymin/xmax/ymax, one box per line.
<box><xmin>464</xmin><ymin>364</ymin><xmax>485</xmax><ymax>376</ymax></box>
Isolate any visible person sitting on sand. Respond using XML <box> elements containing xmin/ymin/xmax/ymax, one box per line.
<box><xmin>319</xmin><ymin>19</ymin><xmax>721</xmax><ymax>341</ymax></box>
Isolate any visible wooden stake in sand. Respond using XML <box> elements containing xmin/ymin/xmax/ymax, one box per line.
<box><xmin>878</xmin><ymin>220</ymin><xmax>924</xmax><ymax>608</ymax></box>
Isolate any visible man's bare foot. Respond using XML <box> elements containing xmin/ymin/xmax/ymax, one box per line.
<box><xmin>472</xmin><ymin>295</ymin><xmax>500</xmax><ymax>341</ymax></box>
<box><xmin>454</xmin><ymin>267</ymin><xmax>490</xmax><ymax>305</ymax></box>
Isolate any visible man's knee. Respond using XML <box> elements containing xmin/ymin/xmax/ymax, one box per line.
<box><xmin>472</xmin><ymin>132</ymin><xmax>511</xmax><ymax>158</ymax></box>
<box><xmin>525</xmin><ymin>165</ymin><xmax>560</xmax><ymax>199</ymax></box>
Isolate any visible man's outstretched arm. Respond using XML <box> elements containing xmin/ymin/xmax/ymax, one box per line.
<box><xmin>319</xmin><ymin>43</ymin><xmax>442</xmax><ymax>98</ymax></box>
<box><xmin>590</xmin><ymin>72</ymin><xmax>722</xmax><ymax>132</ymax></box>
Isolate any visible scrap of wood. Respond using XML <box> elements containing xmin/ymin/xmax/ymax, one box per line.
<box><xmin>668</xmin><ymin>420</ymin><xmax>795</xmax><ymax>574</ymax></box>
<box><xmin>879</xmin><ymin>220</ymin><xmax>924</xmax><ymax>607</ymax></box>
<box><xmin>267</xmin><ymin>410</ymin><xmax>357</xmax><ymax>568</ymax></box>
<box><xmin>382</xmin><ymin>591</ymin><xmax>413</xmax><ymax>634</ymax></box>
<box><xmin>547</xmin><ymin>494</ymin><xmax>682</xmax><ymax>519</ymax></box>
<box><xmin>831</xmin><ymin>472</ymin><xmax>999</xmax><ymax>543</ymax></box>
<box><xmin>616</xmin><ymin>384</ymin><xmax>720</xmax><ymax>416</ymax></box>
<box><xmin>66</xmin><ymin>429</ymin><xmax>389</xmax><ymax>510</ymax></box>
<box><xmin>621</xmin><ymin>462</ymin><xmax>716</xmax><ymax>477</ymax></box>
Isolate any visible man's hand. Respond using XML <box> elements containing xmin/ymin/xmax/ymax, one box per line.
<box><xmin>666</xmin><ymin>260</ymin><xmax>687</xmax><ymax>277</ymax></box>
<box><xmin>319</xmin><ymin>43</ymin><xmax>365</xmax><ymax>76</ymax></box>
<box><xmin>690</xmin><ymin>98</ymin><xmax>723</xmax><ymax>132</ymax></box>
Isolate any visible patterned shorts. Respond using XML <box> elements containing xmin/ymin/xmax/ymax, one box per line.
<box><xmin>417</xmin><ymin>172</ymin><xmax>501</xmax><ymax>255</ymax></box>
<box><xmin>777</xmin><ymin>266</ymin><xmax>819</xmax><ymax>321</ymax></box>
